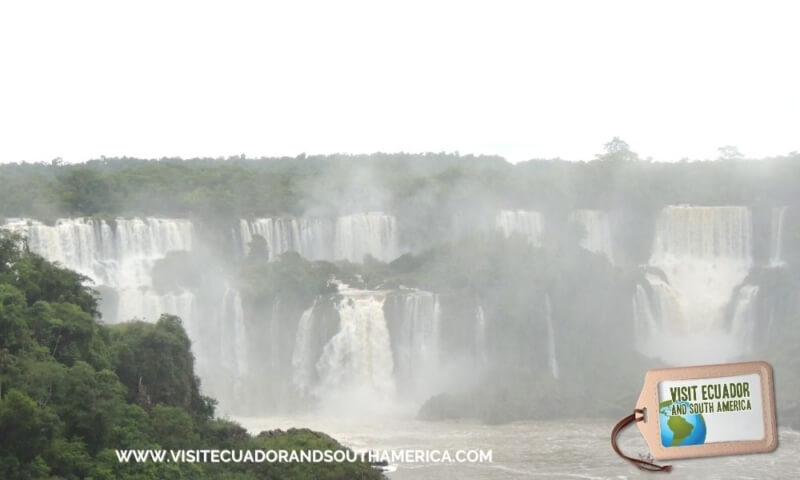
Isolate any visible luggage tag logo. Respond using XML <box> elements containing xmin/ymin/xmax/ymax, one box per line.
<box><xmin>612</xmin><ymin>361</ymin><xmax>778</xmax><ymax>472</ymax></box>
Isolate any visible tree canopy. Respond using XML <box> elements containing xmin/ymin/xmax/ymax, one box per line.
<box><xmin>0</xmin><ymin>232</ymin><xmax>383</xmax><ymax>480</ymax></box>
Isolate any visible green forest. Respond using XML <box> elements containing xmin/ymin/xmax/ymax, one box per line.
<box><xmin>1</xmin><ymin>147</ymin><xmax>799</xmax><ymax>220</ymax></box>
<box><xmin>0</xmin><ymin>233</ymin><xmax>382</xmax><ymax>480</ymax></box>
<box><xmin>2</xmin><ymin>149</ymin><xmax>800</xmax><ymax>475</ymax></box>
<box><xmin>2</xmin><ymin>147</ymin><xmax>798</xmax><ymax>264</ymax></box>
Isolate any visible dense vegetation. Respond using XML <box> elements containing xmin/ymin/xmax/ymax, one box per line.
<box><xmin>0</xmin><ymin>233</ymin><xmax>383</xmax><ymax>479</ymax></box>
<box><xmin>2</xmin><ymin>148</ymin><xmax>799</xmax><ymax>428</ymax></box>
<box><xmin>2</xmin><ymin>146</ymin><xmax>798</xmax><ymax>263</ymax></box>
<box><xmin>1</xmin><ymin>147</ymin><xmax>798</xmax><ymax>218</ymax></box>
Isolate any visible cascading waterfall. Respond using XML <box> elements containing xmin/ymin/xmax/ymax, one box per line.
<box><xmin>635</xmin><ymin>206</ymin><xmax>755</xmax><ymax>364</ymax></box>
<box><xmin>314</xmin><ymin>285</ymin><xmax>395</xmax><ymax>403</ymax></box>
<box><xmin>2</xmin><ymin>217</ymin><xmax>194</xmax><ymax>323</ymax></box>
<box><xmin>222</xmin><ymin>287</ymin><xmax>248</xmax><ymax>380</ymax></box>
<box><xmin>239</xmin><ymin>212</ymin><xmax>399</xmax><ymax>263</ymax></box>
<box><xmin>770</xmin><ymin>206</ymin><xmax>787</xmax><ymax>266</ymax></box>
<box><xmin>239</xmin><ymin>217</ymin><xmax>333</xmax><ymax>261</ymax></box>
<box><xmin>432</xmin><ymin>295</ymin><xmax>442</xmax><ymax>361</ymax></box>
<box><xmin>496</xmin><ymin>210</ymin><xmax>543</xmax><ymax>246</ymax></box>
<box><xmin>632</xmin><ymin>283</ymin><xmax>659</xmax><ymax>352</ymax></box>
<box><xmin>386</xmin><ymin>290</ymin><xmax>440</xmax><ymax>388</ymax></box>
<box><xmin>334</xmin><ymin>213</ymin><xmax>399</xmax><ymax>263</ymax></box>
<box><xmin>765</xmin><ymin>301</ymin><xmax>777</xmax><ymax>346</ymax></box>
<box><xmin>544</xmin><ymin>294</ymin><xmax>559</xmax><ymax>379</ymax></box>
<box><xmin>729</xmin><ymin>285</ymin><xmax>759</xmax><ymax>354</ymax></box>
<box><xmin>569</xmin><ymin>210</ymin><xmax>614</xmax><ymax>261</ymax></box>
<box><xmin>291</xmin><ymin>301</ymin><xmax>319</xmax><ymax>397</ymax></box>
<box><xmin>5</xmin><ymin>205</ymin><xmax>779</xmax><ymax>414</ymax></box>
<box><xmin>475</xmin><ymin>303</ymin><xmax>488</xmax><ymax>368</ymax></box>
<box><xmin>190</xmin><ymin>285</ymin><xmax>249</xmax><ymax>415</ymax></box>
<box><xmin>269</xmin><ymin>298</ymin><xmax>282</xmax><ymax>371</ymax></box>
<box><xmin>650</xmin><ymin>206</ymin><xmax>752</xmax><ymax>332</ymax></box>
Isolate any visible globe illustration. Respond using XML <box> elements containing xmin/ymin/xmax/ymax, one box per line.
<box><xmin>659</xmin><ymin>401</ymin><xmax>707</xmax><ymax>447</ymax></box>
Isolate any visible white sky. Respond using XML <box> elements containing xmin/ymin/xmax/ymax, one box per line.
<box><xmin>1</xmin><ymin>0</ymin><xmax>799</xmax><ymax>164</ymax></box>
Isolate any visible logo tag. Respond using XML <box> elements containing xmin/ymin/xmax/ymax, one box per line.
<box><xmin>637</xmin><ymin>361</ymin><xmax>777</xmax><ymax>460</ymax></box>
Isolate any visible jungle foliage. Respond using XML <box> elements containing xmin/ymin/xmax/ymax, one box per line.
<box><xmin>0</xmin><ymin>232</ymin><xmax>382</xmax><ymax>480</ymax></box>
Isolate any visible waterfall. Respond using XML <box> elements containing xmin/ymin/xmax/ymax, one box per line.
<box><xmin>239</xmin><ymin>212</ymin><xmax>399</xmax><ymax>263</ymax></box>
<box><xmin>632</xmin><ymin>283</ymin><xmax>659</xmax><ymax>351</ymax></box>
<box><xmin>569</xmin><ymin>210</ymin><xmax>614</xmax><ymax>261</ymax></box>
<box><xmin>2</xmin><ymin>217</ymin><xmax>194</xmax><ymax>323</ymax></box>
<box><xmin>240</xmin><ymin>217</ymin><xmax>333</xmax><ymax>261</ymax></box>
<box><xmin>387</xmin><ymin>290</ymin><xmax>439</xmax><ymax>384</ymax></box>
<box><xmin>765</xmin><ymin>301</ymin><xmax>777</xmax><ymax>346</ymax></box>
<box><xmin>291</xmin><ymin>301</ymin><xmax>318</xmax><ymax>397</ymax></box>
<box><xmin>544</xmin><ymin>294</ymin><xmax>559</xmax><ymax>379</ymax></box>
<box><xmin>770</xmin><ymin>206</ymin><xmax>787</xmax><ymax>266</ymax></box>
<box><xmin>649</xmin><ymin>206</ymin><xmax>752</xmax><ymax>331</ymax></box>
<box><xmin>635</xmin><ymin>206</ymin><xmax>754</xmax><ymax>364</ymax></box>
<box><xmin>334</xmin><ymin>213</ymin><xmax>399</xmax><ymax>263</ymax></box>
<box><xmin>269</xmin><ymin>298</ymin><xmax>281</xmax><ymax>371</ymax></box>
<box><xmin>475</xmin><ymin>303</ymin><xmax>488</xmax><ymax>368</ymax></box>
<box><xmin>220</xmin><ymin>287</ymin><xmax>248</xmax><ymax>379</ymax></box>
<box><xmin>315</xmin><ymin>286</ymin><xmax>395</xmax><ymax>402</ymax></box>
<box><xmin>496</xmin><ymin>210</ymin><xmax>543</xmax><ymax>246</ymax></box>
<box><xmin>729</xmin><ymin>285</ymin><xmax>759</xmax><ymax>354</ymax></box>
<box><xmin>432</xmin><ymin>295</ymin><xmax>442</xmax><ymax>361</ymax></box>
<box><xmin>191</xmin><ymin>285</ymin><xmax>248</xmax><ymax>414</ymax></box>
<box><xmin>117</xmin><ymin>289</ymin><xmax>195</xmax><ymax>327</ymax></box>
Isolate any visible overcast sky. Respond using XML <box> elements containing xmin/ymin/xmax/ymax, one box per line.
<box><xmin>1</xmin><ymin>0</ymin><xmax>798</xmax><ymax>164</ymax></box>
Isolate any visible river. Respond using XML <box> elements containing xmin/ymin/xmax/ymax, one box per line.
<box><xmin>235</xmin><ymin>415</ymin><xmax>799</xmax><ymax>479</ymax></box>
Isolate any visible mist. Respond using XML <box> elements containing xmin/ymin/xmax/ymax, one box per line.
<box><xmin>2</xmin><ymin>150</ymin><xmax>799</xmax><ymax>432</ymax></box>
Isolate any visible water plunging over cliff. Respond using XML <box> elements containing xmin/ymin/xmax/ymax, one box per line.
<box><xmin>569</xmin><ymin>210</ymin><xmax>614</xmax><ymax>261</ymax></box>
<box><xmin>770</xmin><ymin>206</ymin><xmax>788</xmax><ymax>266</ymax></box>
<box><xmin>292</xmin><ymin>301</ymin><xmax>319</xmax><ymax>398</ymax></box>
<box><xmin>634</xmin><ymin>206</ymin><xmax>755</xmax><ymax>364</ymax></box>
<box><xmin>239</xmin><ymin>212</ymin><xmax>399</xmax><ymax>263</ymax></box>
<box><xmin>3</xmin><ymin>217</ymin><xmax>194</xmax><ymax>323</ymax></box>
<box><xmin>314</xmin><ymin>285</ymin><xmax>396</xmax><ymax>406</ymax></box>
<box><xmin>496</xmin><ymin>210</ymin><xmax>543</xmax><ymax>246</ymax></box>
<box><xmin>544</xmin><ymin>294</ymin><xmax>559</xmax><ymax>379</ymax></box>
<box><xmin>384</xmin><ymin>290</ymin><xmax>442</xmax><ymax>399</ymax></box>
<box><xmin>475</xmin><ymin>303</ymin><xmax>488</xmax><ymax>368</ymax></box>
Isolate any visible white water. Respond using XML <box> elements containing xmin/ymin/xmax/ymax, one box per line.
<box><xmin>314</xmin><ymin>285</ymin><xmax>396</xmax><ymax>408</ymax></box>
<box><xmin>388</xmin><ymin>290</ymin><xmax>441</xmax><ymax>398</ymax></box>
<box><xmin>635</xmin><ymin>206</ymin><xmax>755</xmax><ymax>364</ymax></box>
<box><xmin>496</xmin><ymin>210</ymin><xmax>543</xmax><ymax>246</ymax></box>
<box><xmin>770</xmin><ymin>206</ymin><xmax>787</xmax><ymax>266</ymax></box>
<box><xmin>569</xmin><ymin>209</ymin><xmax>614</xmax><ymax>261</ymax></box>
<box><xmin>220</xmin><ymin>286</ymin><xmax>248</xmax><ymax>379</ymax></box>
<box><xmin>239</xmin><ymin>212</ymin><xmax>399</xmax><ymax>263</ymax></box>
<box><xmin>650</xmin><ymin>206</ymin><xmax>752</xmax><ymax>332</ymax></box>
<box><xmin>2</xmin><ymin>217</ymin><xmax>194</xmax><ymax>323</ymax></box>
<box><xmin>292</xmin><ymin>301</ymin><xmax>319</xmax><ymax>398</ymax></box>
<box><xmin>475</xmin><ymin>303</ymin><xmax>488</xmax><ymax>368</ymax></box>
<box><xmin>197</xmin><ymin>285</ymin><xmax>249</xmax><ymax>413</ymax></box>
<box><xmin>729</xmin><ymin>285</ymin><xmax>759</xmax><ymax>354</ymax></box>
<box><xmin>543</xmin><ymin>294</ymin><xmax>559</xmax><ymax>379</ymax></box>
<box><xmin>632</xmin><ymin>283</ymin><xmax>658</xmax><ymax>352</ymax></box>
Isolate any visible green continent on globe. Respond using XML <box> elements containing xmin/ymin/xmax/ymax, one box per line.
<box><xmin>667</xmin><ymin>415</ymin><xmax>694</xmax><ymax>446</ymax></box>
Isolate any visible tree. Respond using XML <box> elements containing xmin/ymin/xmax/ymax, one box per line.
<box><xmin>0</xmin><ymin>389</ymin><xmax>57</xmax><ymax>476</ymax></box>
<box><xmin>56</xmin><ymin>169</ymin><xmax>117</xmax><ymax>215</ymax></box>
<box><xmin>718</xmin><ymin>145</ymin><xmax>744</xmax><ymax>160</ymax></box>
<box><xmin>598</xmin><ymin>137</ymin><xmax>638</xmax><ymax>161</ymax></box>
<box><xmin>604</xmin><ymin>137</ymin><xmax>631</xmax><ymax>154</ymax></box>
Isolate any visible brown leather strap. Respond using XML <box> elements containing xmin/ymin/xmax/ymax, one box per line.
<box><xmin>611</xmin><ymin>408</ymin><xmax>672</xmax><ymax>473</ymax></box>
